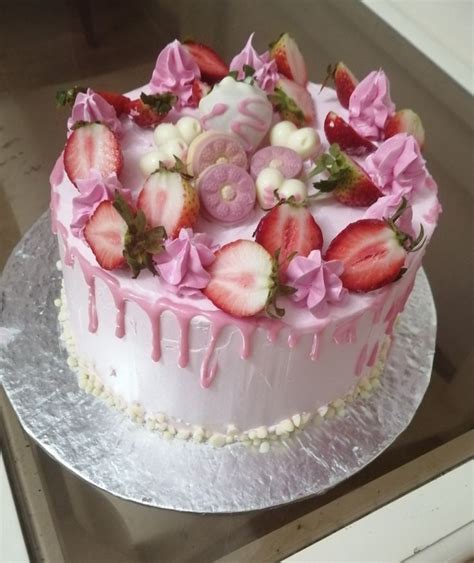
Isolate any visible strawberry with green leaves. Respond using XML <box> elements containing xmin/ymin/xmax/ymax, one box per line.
<box><xmin>269</xmin><ymin>32</ymin><xmax>308</xmax><ymax>86</ymax></box>
<box><xmin>325</xmin><ymin>198</ymin><xmax>424</xmax><ymax>292</ymax></box>
<box><xmin>84</xmin><ymin>192</ymin><xmax>167</xmax><ymax>277</ymax></box>
<box><xmin>204</xmin><ymin>240</ymin><xmax>296</xmax><ymax>318</ymax></box>
<box><xmin>310</xmin><ymin>144</ymin><xmax>382</xmax><ymax>207</ymax></box>
<box><xmin>269</xmin><ymin>76</ymin><xmax>315</xmax><ymax>126</ymax></box>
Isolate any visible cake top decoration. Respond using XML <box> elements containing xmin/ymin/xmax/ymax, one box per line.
<box><xmin>67</xmin><ymin>88</ymin><xmax>122</xmax><ymax>136</ymax></box>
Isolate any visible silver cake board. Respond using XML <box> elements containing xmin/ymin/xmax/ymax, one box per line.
<box><xmin>0</xmin><ymin>214</ymin><xmax>436</xmax><ymax>513</ymax></box>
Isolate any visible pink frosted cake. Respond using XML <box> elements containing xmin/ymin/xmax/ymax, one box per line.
<box><xmin>51</xmin><ymin>34</ymin><xmax>441</xmax><ymax>450</ymax></box>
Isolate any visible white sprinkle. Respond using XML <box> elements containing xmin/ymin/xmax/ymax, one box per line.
<box><xmin>176</xmin><ymin>429</ymin><xmax>191</xmax><ymax>440</ymax></box>
<box><xmin>256</xmin><ymin>426</ymin><xmax>268</xmax><ymax>439</ymax></box>
<box><xmin>54</xmin><ymin>298</ymin><xmax>61</xmax><ymax>307</ymax></box>
<box><xmin>292</xmin><ymin>414</ymin><xmax>301</xmax><ymax>428</ymax></box>
<box><xmin>56</xmin><ymin>260</ymin><xmax>63</xmax><ymax>271</ymax></box>
<box><xmin>208</xmin><ymin>433</ymin><xmax>226</xmax><ymax>448</ymax></box>
<box><xmin>163</xmin><ymin>431</ymin><xmax>172</xmax><ymax>440</ymax></box>
<box><xmin>226</xmin><ymin>424</ymin><xmax>238</xmax><ymax>435</ymax></box>
<box><xmin>156</xmin><ymin>413</ymin><xmax>166</xmax><ymax>423</ymax></box>
<box><xmin>252</xmin><ymin>439</ymin><xmax>261</xmax><ymax>447</ymax></box>
<box><xmin>317</xmin><ymin>405</ymin><xmax>329</xmax><ymax>418</ymax></box>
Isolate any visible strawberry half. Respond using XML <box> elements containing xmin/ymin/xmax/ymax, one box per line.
<box><xmin>128</xmin><ymin>92</ymin><xmax>177</xmax><ymax>128</ymax></box>
<box><xmin>204</xmin><ymin>240</ymin><xmax>295</xmax><ymax>318</ymax></box>
<box><xmin>325</xmin><ymin>200</ymin><xmax>425</xmax><ymax>292</ymax></box>
<box><xmin>183</xmin><ymin>40</ymin><xmax>229</xmax><ymax>84</ymax></box>
<box><xmin>322</xmin><ymin>62</ymin><xmax>358</xmax><ymax>109</ymax></box>
<box><xmin>324</xmin><ymin>111</ymin><xmax>376</xmax><ymax>155</ymax></box>
<box><xmin>254</xmin><ymin>200</ymin><xmax>323</xmax><ymax>273</ymax></box>
<box><xmin>269</xmin><ymin>32</ymin><xmax>308</xmax><ymax>86</ymax></box>
<box><xmin>84</xmin><ymin>193</ymin><xmax>167</xmax><ymax>276</ymax></box>
<box><xmin>269</xmin><ymin>76</ymin><xmax>315</xmax><ymax>126</ymax></box>
<box><xmin>84</xmin><ymin>200</ymin><xmax>127</xmax><ymax>270</ymax></box>
<box><xmin>311</xmin><ymin>144</ymin><xmax>381</xmax><ymax>207</ymax></box>
<box><xmin>384</xmin><ymin>109</ymin><xmax>425</xmax><ymax>149</ymax></box>
<box><xmin>137</xmin><ymin>164</ymin><xmax>199</xmax><ymax>239</ymax></box>
<box><xmin>190</xmin><ymin>79</ymin><xmax>211</xmax><ymax>107</ymax></box>
<box><xmin>64</xmin><ymin>122</ymin><xmax>123</xmax><ymax>187</ymax></box>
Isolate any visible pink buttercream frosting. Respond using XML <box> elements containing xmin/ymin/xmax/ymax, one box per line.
<box><xmin>149</xmin><ymin>40</ymin><xmax>201</xmax><ymax>109</ymax></box>
<box><xmin>229</xmin><ymin>33</ymin><xmax>279</xmax><ymax>93</ymax></box>
<box><xmin>349</xmin><ymin>70</ymin><xmax>395</xmax><ymax>140</ymax></box>
<box><xmin>364</xmin><ymin>133</ymin><xmax>428</xmax><ymax>199</ymax></box>
<box><xmin>71</xmin><ymin>171</ymin><xmax>125</xmax><ymax>238</ymax></box>
<box><xmin>363</xmin><ymin>193</ymin><xmax>415</xmax><ymax>236</ymax></box>
<box><xmin>286</xmin><ymin>250</ymin><xmax>347</xmax><ymax>317</ymax></box>
<box><xmin>154</xmin><ymin>228</ymin><xmax>217</xmax><ymax>296</ymax></box>
<box><xmin>67</xmin><ymin>89</ymin><xmax>122</xmax><ymax>136</ymax></box>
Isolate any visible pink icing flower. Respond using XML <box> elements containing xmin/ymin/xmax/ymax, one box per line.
<box><xmin>349</xmin><ymin>70</ymin><xmax>395</xmax><ymax>140</ymax></box>
<box><xmin>149</xmin><ymin>40</ymin><xmax>201</xmax><ymax>109</ymax></box>
<box><xmin>154</xmin><ymin>228</ymin><xmax>217</xmax><ymax>296</ymax></box>
<box><xmin>286</xmin><ymin>250</ymin><xmax>347</xmax><ymax>317</ymax></box>
<box><xmin>71</xmin><ymin>171</ymin><xmax>126</xmax><ymax>238</ymax></box>
<box><xmin>364</xmin><ymin>193</ymin><xmax>415</xmax><ymax>236</ymax></box>
<box><xmin>67</xmin><ymin>89</ymin><xmax>122</xmax><ymax>136</ymax></box>
<box><xmin>229</xmin><ymin>33</ymin><xmax>279</xmax><ymax>93</ymax></box>
<box><xmin>364</xmin><ymin>133</ymin><xmax>427</xmax><ymax>199</ymax></box>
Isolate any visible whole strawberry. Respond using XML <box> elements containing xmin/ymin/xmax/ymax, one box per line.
<box><xmin>204</xmin><ymin>239</ymin><xmax>295</xmax><ymax>318</ymax></box>
<box><xmin>325</xmin><ymin>198</ymin><xmax>424</xmax><ymax>292</ymax></box>
<box><xmin>254</xmin><ymin>198</ymin><xmax>323</xmax><ymax>273</ymax></box>
<box><xmin>311</xmin><ymin>144</ymin><xmax>381</xmax><ymax>207</ymax></box>
<box><xmin>137</xmin><ymin>162</ymin><xmax>199</xmax><ymax>238</ymax></box>
<box><xmin>128</xmin><ymin>92</ymin><xmax>177</xmax><ymax>128</ymax></box>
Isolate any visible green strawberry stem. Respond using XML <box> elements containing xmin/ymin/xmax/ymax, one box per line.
<box><xmin>113</xmin><ymin>191</ymin><xmax>167</xmax><ymax>278</ymax></box>
<box><xmin>385</xmin><ymin>197</ymin><xmax>425</xmax><ymax>252</ymax></box>
<box><xmin>56</xmin><ymin>85</ymin><xmax>87</xmax><ymax>107</ymax></box>
<box><xmin>265</xmin><ymin>249</ymin><xmax>297</xmax><ymax>319</ymax></box>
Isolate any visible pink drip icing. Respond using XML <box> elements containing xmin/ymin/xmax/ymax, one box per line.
<box><xmin>240</xmin><ymin>324</ymin><xmax>256</xmax><ymax>359</ymax></box>
<box><xmin>333</xmin><ymin>317</ymin><xmax>359</xmax><ymax>344</ymax></box>
<box><xmin>231</xmin><ymin>98</ymin><xmax>270</xmax><ymax>150</ymax></box>
<box><xmin>200</xmin><ymin>324</ymin><xmax>220</xmax><ymax>388</ymax></box>
<box><xmin>355</xmin><ymin>344</ymin><xmax>368</xmax><ymax>376</ymax></box>
<box><xmin>372</xmin><ymin>298</ymin><xmax>385</xmax><ymax>324</ymax></box>
<box><xmin>176</xmin><ymin>314</ymin><xmax>191</xmax><ymax>368</ymax></box>
<box><xmin>200</xmin><ymin>103</ymin><xmax>228</xmax><ymax>129</ymax></box>
<box><xmin>288</xmin><ymin>331</ymin><xmax>300</xmax><ymax>348</ymax></box>
<box><xmin>310</xmin><ymin>332</ymin><xmax>321</xmax><ymax>361</ymax></box>
<box><xmin>367</xmin><ymin>341</ymin><xmax>379</xmax><ymax>367</ymax></box>
<box><xmin>265</xmin><ymin>321</ymin><xmax>283</xmax><ymax>343</ymax></box>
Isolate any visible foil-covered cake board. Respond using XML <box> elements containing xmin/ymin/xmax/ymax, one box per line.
<box><xmin>0</xmin><ymin>214</ymin><xmax>436</xmax><ymax>513</ymax></box>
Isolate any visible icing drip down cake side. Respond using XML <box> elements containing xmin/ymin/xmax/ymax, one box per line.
<box><xmin>50</xmin><ymin>34</ymin><xmax>441</xmax><ymax>448</ymax></box>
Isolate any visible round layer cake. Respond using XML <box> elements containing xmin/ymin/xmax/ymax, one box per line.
<box><xmin>50</xmin><ymin>35</ymin><xmax>440</xmax><ymax>447</ymax></box>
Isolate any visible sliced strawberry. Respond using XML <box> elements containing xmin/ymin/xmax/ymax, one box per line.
<box><xmin>204</xmin><ymin>240</ymin><xmax>294</xmax><ymax>318</ymax></box>
<box><xmin>84</xmin><ymin>193</ymin><xmax>167</xmax><ymax>276</ymax></box>
<box><xmin>321</xmin><ymin>62</ymin><xmax>358</xmax><ymax>109</ymax></box>
<box><xmin>97</xmin><ymin>90</ymin><xmax>130</xmax><ymax>115</ymax></box>
<box><xmin>324</xmin><ymin>111</ymin><xmax>376</xmax><ymax>155</ymax></box>
<box><xmin>269</xmin><ymin>76</ymin><xmax>315</xmax><ymax>126</ymax></box>
<box><xmin>183</xmin><ymin>40</ymin><xmax>228</xmax><ymax>84</ymax></box>
<box><xmin>384</xmin><ymin>109</ymin><xmax>425</xmax><ymax>149</ymax></box>
<box><xmin>190</xmin><ymin>79</ymin><xmax>211</xmax><ymax>107</ymax></box>
<box><xmin>64</xmin><ymin>122</ymin><xmax>123</xmax><ymax>187</ymax></box>
<box><xmin>269</xmin><ymin>32</ymin><xmax>308</xmax><ymax>86</ymax></box>
<box><xmin>325</xmin><ymin>199</ymin><xmax>425</xmax><ymax>292</ymax></box>
<box><xmin>84</xmin><ymin>201</ymin><xmax>127</xmax><ymax>270</ymax></box>
<box><xmin>311</xmin><ymin>144</ymin><xmax>381</xmax><ymax>207</ymax></box>
<box><xmin>128</xmin><ymin>92</ymin><xmax>177</xmax><ymax>128</ymax></box>
<box><xmin>254</xmin><ymin>201</ymin><xmax>323</xmax><ymax>273</ymax></box>
<box><xmin>137</xmin><ymin>166</ymin><xmax>199</xmax><ymax>238</ymax></box>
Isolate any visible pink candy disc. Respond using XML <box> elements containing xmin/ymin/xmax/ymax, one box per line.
<box><xmin>250</xmin><ymin>146</ymin><xmax>303</xmax><ymax>179</ymax></box>
<box><xmin>189</xmin><ymin>132</ymin><xmax>248</xmax><ymax>177</ymax></box>
<box><xmin>197</xmin><ymin>164</ymin><xmax>256</xmax><ymax>224</ymax></box>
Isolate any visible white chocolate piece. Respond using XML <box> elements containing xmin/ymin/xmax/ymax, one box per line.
<box><xmin>139</xmin><ymin>150</ymin><xmax>172</xmax><ymax>176</ymax></box>
<box><xmin>159</xmin><ymin>138</ymin><xmax>188</xmax><ymax>162</ymax></box>
<box><xmin>287</xmin><ymin>128</ymin><xmax>320</xmax><ymax>160</ymax></box>
<box><xmin>256</xmin><ymin>167</ymin><xmax>284</xmax><ymax>208</ymax></box>
<box><xmin>278</xmin><ymin>178</ymin><xmax>307</xmax><ymax>202</ymax></box>
<box><xmin>153</xmin><ymin>123</ymin><xmax>182</xmax><ymax>146</ymax></box>
<box><xmin>176</xmin><ymin>116</ymin><xmax>202</xmax><ymax>145</ymax></box>
<box><xmin>270</xmin><ymin>120</ymin><xmax>298</xmax><ymax>147</ymax></box>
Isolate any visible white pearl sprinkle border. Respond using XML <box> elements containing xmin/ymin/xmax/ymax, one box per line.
<box><xmin>56</xmin><ymin>265</ymin><xmax>389</xmax><ymax>452</ymax></box>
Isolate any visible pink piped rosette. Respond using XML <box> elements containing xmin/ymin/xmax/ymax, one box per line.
<box><xmin>67</xmin><ymin>88</ymin><xmax>122</xmax><ymax>136</ymax></box>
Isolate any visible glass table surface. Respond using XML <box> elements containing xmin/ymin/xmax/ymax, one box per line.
<box><xmin>0</xmin><ymin>1</ymin><xmax>472</xmax><ymax>561</ymax></box>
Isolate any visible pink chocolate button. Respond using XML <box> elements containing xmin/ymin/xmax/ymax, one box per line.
<box><xmin>189</xmin><ymin>132</ymin><xmax>248</xmax><ymax>177</ymax></box>
<box><xmin>250</xmin><ymin>146</ymin><xmax>303</xmax><ymax>179</ymax></box>
<box><xmin>197</xmin><ymin>164</ymin><xmax>256</xmax><ymax>224</ymax></box>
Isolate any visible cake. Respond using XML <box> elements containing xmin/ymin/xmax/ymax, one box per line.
<box><xmin>50</xmin><ymin>33</ymin><xmax>441</xmax><ymax>450</ymax></box>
